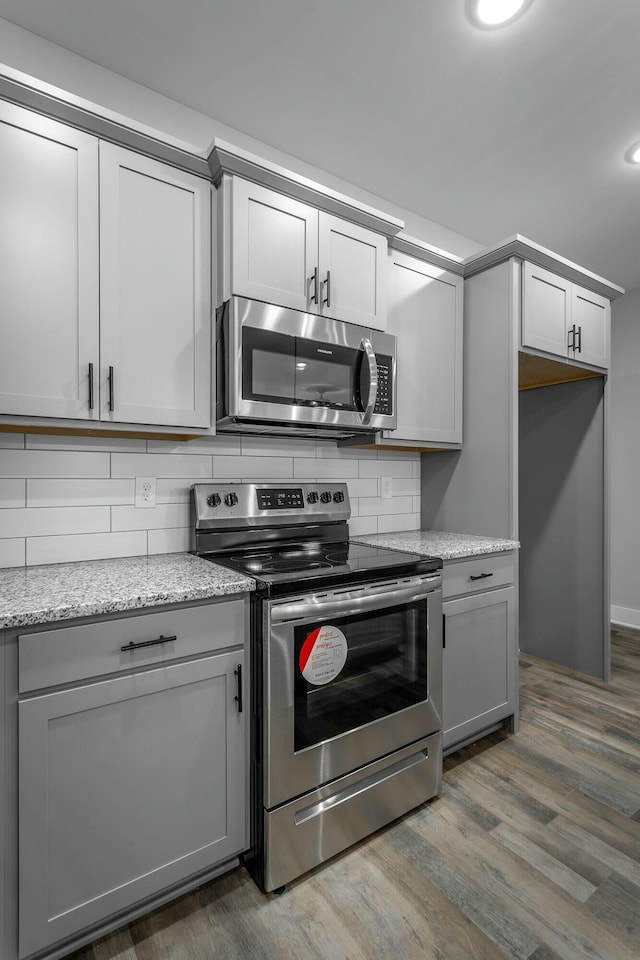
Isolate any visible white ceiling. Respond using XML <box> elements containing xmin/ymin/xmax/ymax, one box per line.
<box><xmin>0</xmin><ymin>0</ymin><xmax>639</xmax><ymax>291</ymax></box>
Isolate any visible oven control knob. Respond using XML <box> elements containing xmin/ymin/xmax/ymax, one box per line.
<box><xmin>333</xmin><ymin>491</ymin><xmax>345</xmax><ymax>504</ymax></box>
<box><xmin>224</xmin><ymin>492</ymin><xmax>238</xmax><ymax>507</ymax></box>
<box><xmin>307</xmin><ymin>491</ymin><xmax>319</xmax><ymax>504</ymax></box>
<box><xmin>207</xmin><ymin>493</ymin><xmax>221</xmax><ymax>508</ymax></box>
<box><xmin>320</xmin><ymin>491</ymin><xmax>332</xmax><ymax>504</ymax></box>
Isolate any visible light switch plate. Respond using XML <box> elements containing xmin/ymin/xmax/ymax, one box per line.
<box><xmin>381</xmin><ymin>476</ymin><xmax>393</xmax><ymax>499</ymax></box>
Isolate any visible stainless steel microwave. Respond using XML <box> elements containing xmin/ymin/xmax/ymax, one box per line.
<box><xmin>216</xmin><ymin>296</ymin><xmax>396</xmax><ymax>439</ymax></box>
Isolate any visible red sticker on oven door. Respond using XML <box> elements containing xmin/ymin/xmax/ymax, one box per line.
<box><xmin>299</xmin><ymin>625</ymin><xmax>348</xmax><ymax>686</ymax></box>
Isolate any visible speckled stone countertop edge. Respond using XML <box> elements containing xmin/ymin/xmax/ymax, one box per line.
<box><xmin>353</xmin><ymin>530</ymin><xmax>520</xmax><ymax>561</ymax></box>
<box><xmin>0</xmin><ymin>553</ymin><xmax>255</xmax><ymax>631</ymax></box>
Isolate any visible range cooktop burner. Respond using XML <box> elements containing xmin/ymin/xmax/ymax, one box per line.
<box><xmin>207</xmin><ymin>540</ymin><xmax>441</xmax><ymax>596</ymax></box>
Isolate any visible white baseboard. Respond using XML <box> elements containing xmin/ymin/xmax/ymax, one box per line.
<box><xmin>611</xmin><ymin>605</ymin><xmax>640</xmax><ymax>630</ymax></box>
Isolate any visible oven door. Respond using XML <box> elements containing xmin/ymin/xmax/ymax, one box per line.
<box><xmin>218</xmin><ymin>296</ymin><xmax>396</xmax><ymax>434</ymax></box>
<box><xmin>264</xmin><ymin>573</ymin><xmax>442</xmax><ymax>809</ymax></box>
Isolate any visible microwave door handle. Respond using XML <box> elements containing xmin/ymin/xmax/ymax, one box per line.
<box><xmin>360</xmin><ymin>338</ymin><xmax>378</xmax><ymax>426</ymax></box>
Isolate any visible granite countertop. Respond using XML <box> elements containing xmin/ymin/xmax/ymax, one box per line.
<box><xmin>0</xmin><ymin>553</ymin><xmax>255</xmax><ymax>630</ymax></box>
<box><xmin>0</xmin><ymin>530</ymin><xmax>519</xmax><ymax>631</ymax></box>
<box><xmin>354</xmin><ymin>530</ymin><xmax>520</xmax><ymax>561</ymax></box>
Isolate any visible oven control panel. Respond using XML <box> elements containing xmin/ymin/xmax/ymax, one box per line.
<box><xmin>257</xmin><ymin>488</ymin><xmax>304</xmax><ymax>510</ymax></box>
<box><xmin>193</xmin><ymin>482</ymin><xmax>351</xmax><ymax>528</ymax></box>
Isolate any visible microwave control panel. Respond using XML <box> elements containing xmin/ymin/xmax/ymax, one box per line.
<box><xmin>374</xmin><ymin>356</ymin><xmax>393</xmax><ymax>416</ymax></box>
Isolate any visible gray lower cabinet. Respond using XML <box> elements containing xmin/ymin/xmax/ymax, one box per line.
<box><xmin>15</xmin><ymin>600</ymin><xmax>247</xmax><ymax>960</ymax></box>
<box><xmin>442</xmin><ymin>554</ymin><xmax>518</xmax><ymax>753</ymax></box>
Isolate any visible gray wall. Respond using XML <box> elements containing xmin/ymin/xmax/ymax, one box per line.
<box><xmin>610</xmin><ymin>288</ymin><xmax>640</xmax><ymax>628</ymax></box>
<box><xmin>519</xmin><ymin>378</ymin><xmax>606</xmax><ymax>678</ymax></box>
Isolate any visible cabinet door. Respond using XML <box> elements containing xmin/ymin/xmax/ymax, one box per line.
<box><xmin>384</xmin><ymin>251</ymin><xmax>462</xmax><ymax>445</ymax></box>
<box><xmin>231</xmin><ymin>178</ymin><xmax>319</xmax><ymax>312</ymax></box>
<box><xmin>442</xmin><ymin>586</ymin><xmax>517</xmax><ymax>752</ymax></box>
<box><xmin>0</xmin><ymin>101</ymin><xmax>99</xmax><ymax>419</ymax></box>
<box><xmin>318</xmin><ymin>213</ymin><xmax>387</xmax><ymax>329</ymax></box>
<box><xmin>99</xmin><ymin>144</ymin><xmax>211</xmax><ymax>427</ymax></box>
<box><xmin>522</xmin><ymin>261</ymin><xmax>572</xmax><ymax>358</ymax></box>
<box><xmin>18</xmin><ymin>651</ymin><xmax>246</xmax><ymax>958</ymax></box>
<box><xmin>572</xmin><ymin>284</ymin><xmax>610</xmax><ymax>368</ymax></box>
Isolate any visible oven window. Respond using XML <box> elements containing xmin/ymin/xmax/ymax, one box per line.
<box><xmin>293</xmin><ymin>600</ymin><xmax>427</xmax><ymax>751</ymax></box>
<box><xmin>242</xmin><ymin>326</ymin><xmax>363</xmax><ymax>410</ymax></box>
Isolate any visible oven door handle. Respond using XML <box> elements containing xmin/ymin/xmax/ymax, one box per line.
<box><xmin>270</xmin><ymin>576</ymin><xmax>441</xmax><ymax>624</ymax></box>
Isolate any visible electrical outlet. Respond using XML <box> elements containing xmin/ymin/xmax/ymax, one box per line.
<box><xmin>381</xmin><ymin>476</ymin><xmax>393</xmax><ymax>499</ymax></box>
<box><xmin>135</xmin><ymin>476</ymin><xmax>156</xmax><ymax>509</ymax></box>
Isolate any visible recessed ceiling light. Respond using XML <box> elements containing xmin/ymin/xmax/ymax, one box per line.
<box><xmin>468</xmin><ymin>0</ymin><xmax>532</xmax><ymax>28</ymax></box>
<box><xmin>625</xmin><ymin>142</ymin><xmax>640</xmax><ymax>164</ymax></box>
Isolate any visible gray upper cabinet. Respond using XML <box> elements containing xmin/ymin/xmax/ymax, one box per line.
<box><xmin>99</xmin><ymin>144</ymin><xmax>211</xmax><ymax>428</ymax></box>
<box><xmin>17</xmin><ymin>601</ymin><xmax>247</xmax><ymax>959</ymax></box>
<box><xmin>522</xmin><ymin>260</ymin><xmax>610</xmax><ymax>369</ymax></box>
<box><xmin>222</xmin><ymin>177</ymin><xmax>388</xmax><ymax>330</ymax></box>
<box><xmin>0</xmin><ymin>100</ymin><xmax>100</xmax><ymax>421</ymax></box>
<box><xmin>378</xmin><ymin>249</ymin><xmax>463</xmax><ymax>448</ymax></box>
<box><xmin>0</xmin><ymin>101</ymin><xmax>211</xmax><ymax>431</ymax></box>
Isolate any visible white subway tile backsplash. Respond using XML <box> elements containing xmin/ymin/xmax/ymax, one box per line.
<box><xmin>0</xmin><ymin>436</ymin><xmax>421</xmax><ymax>566</ymax></box>
<box><xmin>0</xmin><ymin>450</ymin><xmax>110</xmax><ymax>479</ymax></box>
<box><xmin>1</xmin><ymin>506</ymin><xmax>110</xmax><ymax>539</ymax></box>
<box><xmin>241</xmin><ymin>437</ymin><xmax>317</xmax><ymax>458</ymax></box>
<box><xmin>148</xmin><ymin>527</ymin><xmax>190</xmax><ymax>555</ymax></box>
<box><xmin>147</xmin><ymin>436</ymin><xmax>227</xmax><ymax>454</ymax></box>
<box><xmin>0</xmin><ymin>433</ymin><xmax>25</xmax><ymax>448</ymax></box>
<box><xmin>0</xmin><ymin>479</ymin><xmax>26</xmax><ymax>508</ymax></box>
<box><xmin>358</xmin><ymin>459</ymin><xmax>414</xmax><ymax>479</ymax></box>
<box><xmin>111</xmin><ymin>503</ymin><xmax>190</xmax><ymax>532</ymax></box>
<box><xmin>345</xmin><ymin>478</ymin><xmax>379</xmax><ymax>498</ymax></box>
<box><xmin>27</xmin><ymin>479</ymin><xmax>135</xmax><ymax>507</ymax></box>
<box><xmin>0</xmin><ymin>537</ymin><xmax>25</xmax><ymax>568</ymax></box>
<box><xmin>209</xmin><ymin>436</ymin><xmax>243</xmax><ymax>456</ymax></box>
<box><xmin>111</xmin><ymin>453</ymin><xmax>213</xmax><ymax>479</ymax></box>
<box><xmin>377</xmin><ymin>513</ymin><xmax>421</xmax><ymax>533</ymax></box>
<box><xmin>378</xmin><ymin>449</ymin><xmax>420</xmax><ymax>462</ymax></box>
<box><xmin>25</xmin><ymin>434</ymin><xmax>146</xmax><ymax>452</ymax></box>
<box><xmin>313</xmin><ymin>443</ymin><xmax>378</xmax><ymax>460</ymax></box>
<box><xmin>348</xmin><ymin>516</ymin><xmax>378</xmax><ymax>536</ymax></box>
<box><xmin>156</xmin><ymin>479</ymin><xmax>203</xmax><ymax>502</ymax></box>
<box><xmin>27</xmin><ymin>531</ymin><xmax>147</xmax><ymax>566</ymax></box>
<box><xmin>294</xmin><ymin>458</ymin><xmax>359</xmax><ymax>479</ymax></box>
<box><xmin>358</xmin><ymin>497</ymin><xmax>414</xmax><ymax>517</ymax></box>
<box><xmin>214</xmin><ymin>455</ymin><xmax>293</xmax><ymax>479</ymax></box>
<box><xmin>390</xmin><ymin>478</ymin><xmax>421</xmax><ymax>497</ymax></box>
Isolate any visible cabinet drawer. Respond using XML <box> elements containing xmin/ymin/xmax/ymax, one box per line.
<box><xmin>442</xmin><ymin>553</ymin><xmax>515</xmax><ymax>600</ymax></box>
<box><xmin>18</xmin><ymin>599</ymin><xmax>246</xmax><ymax>693</ymax></box>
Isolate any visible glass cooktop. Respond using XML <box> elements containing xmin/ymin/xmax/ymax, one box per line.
<box><xmin>206</xmin><ymin>540</ymin><xmax>442</xmax><ymax>596</ymax></box>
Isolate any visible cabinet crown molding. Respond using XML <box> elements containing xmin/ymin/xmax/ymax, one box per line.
<box><xmin>209</xmin><ymin>138</ymin><xmax>405</xmax><ymax>239</ymax></box>
<box><xmin>464</xmin><ymin>234</ymin><xmax>625</xmax><ymax>300</ymax></box>
<box><xmin>389</xmin><ymin>233</ymin><xmax>465</xmax><ymax>275</ymax></box>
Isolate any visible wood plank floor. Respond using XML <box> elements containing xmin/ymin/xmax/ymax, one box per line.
<box><xmin>70</xmin><ymin>629</ymin><xmax>640</xmax><ymax>960</ymax></box>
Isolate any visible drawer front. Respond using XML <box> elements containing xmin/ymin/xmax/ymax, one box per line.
<box><xmin>19</xmin><ymin>599</ymin><xmax>247</xmax><ymax>693</ymax></box>
<box><xmin>442</xmin><ymin>552</ymin><xmax>515</xmax><ymax>600</ymax></box>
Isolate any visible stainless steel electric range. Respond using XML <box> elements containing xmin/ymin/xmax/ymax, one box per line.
<box><xmin>191</xmin><ymin>482</ymin><xmax>443</xmax><ymax>892</ymax></box>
